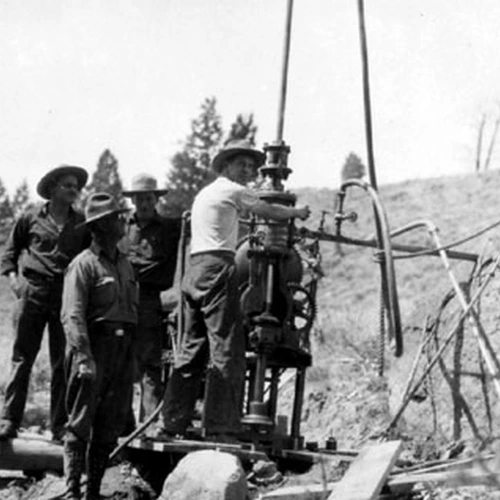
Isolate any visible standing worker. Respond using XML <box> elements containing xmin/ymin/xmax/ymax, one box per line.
<box><xmin>0</xmin><ymin>165</ymin><xmax>89</xmax><ymax>441</ymax></box>
<box><xmin>121</xmin><ymin>173</ymin><xmax>181</xmax><ymax>429</ymax></box>
<box><xmin>61</xmin><ymin>192</ymin><xmax>138</xmax><ymax>500</ymax></box>
<box><xmin>158</xmin><ymin>139</ymin><xmax>311</xmax><ymax>442</ymax></box>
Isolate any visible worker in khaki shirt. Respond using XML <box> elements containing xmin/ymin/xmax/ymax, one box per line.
<box><xmin>61</xmin><ymin>193</ymin><xmax>138</xmax><ymax>500</ymax></box>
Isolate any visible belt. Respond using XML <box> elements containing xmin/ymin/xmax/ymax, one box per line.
<box><xmin>91</xmin><ymin>321</ymin><xmax>134</xmax><ymax>337</ymax></box>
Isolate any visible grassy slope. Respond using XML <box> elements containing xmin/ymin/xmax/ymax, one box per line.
<box><xmin>292</xmin><ymin>169</ymin><xmax>500</xmax><ymax>458</ymax></box>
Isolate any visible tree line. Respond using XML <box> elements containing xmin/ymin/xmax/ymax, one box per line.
<box><xmin>0</xmin><ymin>96</ymin><xmax>366</xmax><ymax>227</ymax></box>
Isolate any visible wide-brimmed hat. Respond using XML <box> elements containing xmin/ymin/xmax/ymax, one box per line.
<box><xmin>84</xmin><ymin>192</ymin><xmax>130</xmax><ymax>225</ymax></box>
<box><xmin>36</xmin><ymin>165</ymin><xmax>88</xmax><ymax>200</ymax></box>
<box><xmin>122</xmin><ymin>173</ymin><xmax>169</xmax><ymax>197</ymax></box>
<box><xmin>211</xmin><ymin>140</ymin><xmax>266</xmax><ymax>173</ymax></box>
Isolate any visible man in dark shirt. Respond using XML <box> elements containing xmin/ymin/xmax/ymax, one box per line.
<box><xmin>61</xmin><ymin>192</ymin><xmax>138</xmax><ymax>500</ymax></box>
<box><xmin>0</xmin><ymin>165</ymin><xmax>89</xmax><ymax>441</ymax></box>
<box><xmin>120</xmin><ymin>173</ymin><xmax>181</xmax><ymax>426</ymax></box>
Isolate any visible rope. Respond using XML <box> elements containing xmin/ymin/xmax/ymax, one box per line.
<box><xmin>392</xmin><ymin>218</ymin><xmax>500</xmax><ymax>260</ymax></box>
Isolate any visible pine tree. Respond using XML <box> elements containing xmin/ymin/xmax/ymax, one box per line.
<box><xmin>11</xmin><ymin>180</ymin><xmax>33</xmax><ymax>218</ymax></box>
<box><xmin>0</xmin><ymin>178</ymin><xmax>13</xmax><ymax>225</ymax></box>
<box><xmin>161</xmin><ymin>99</ymin><xmax>261</xmax><ymax>217</ymax></box>
<box><xmin>161</xmin><ymin>97</ymin><xmax>223</xmax><ymax>217</ymax></box>
<box><xmin>341</xmin><ymin>152</ymin><xmax>366</xmax><ymax>182</ymax></box>
<box><xmin>81</xmin><ymin>149</ymin><xmax>126</xmax><ymax>208</ymax></box>
<box><xmin>225</xmin><ymin>113</ymin><xmax>257</xmax><ymax>145</ymax></box>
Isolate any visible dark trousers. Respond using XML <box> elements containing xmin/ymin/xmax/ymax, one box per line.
<box><xmin>1</xmin><ymin>277</ymin><xmax>67</xmax><ymax>436</ymax></box>
<box><xmin>162</xmin><ymin>252</ymin><xmax>246</xmax><ymax>435</ymax></box>
<box><xmin>134</xmin><ymin>292</ymin><xmax>164</xmax><ymax>421</ymax></box>
<box><xmin>65</xmin><ymin>322</ymin><xmax>134</xmax><ymax>446</ymax></box>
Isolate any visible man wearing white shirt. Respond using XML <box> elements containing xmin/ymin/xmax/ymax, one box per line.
<box><xmin>160</xmin><ymin>139</ymin><xmax>311</xmax><ymax>442</ymax></box>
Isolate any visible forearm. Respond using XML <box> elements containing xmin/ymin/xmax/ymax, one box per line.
<box><xmin>254</xmin><ymin>202</ymin><xmax>303</xmax><ymax>221</ymax></box>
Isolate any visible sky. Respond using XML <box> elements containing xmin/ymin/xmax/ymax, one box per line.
<box><xmin>1</xmin><ymin>0</ymin><xmax>500</xmax><ymax>198</ymax></box>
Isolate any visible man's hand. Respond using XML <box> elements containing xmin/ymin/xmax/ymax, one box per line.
<box><xmin>8</xmin><ymin>272</ymin><xmax>21</xmax><ymax>298</ymax></box>
<box><xmin>77</xmin><ymin>358</ymin><xmax>96</xmax><ymax>380</ymax></box>
<box><xmin>297</xmin><ymin>205</ymin><xmax>311</xmax><ymax>221</ymax></box>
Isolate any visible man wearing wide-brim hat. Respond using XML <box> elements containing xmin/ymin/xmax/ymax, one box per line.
<box><xmin>61</xmin><ymin>192</ymin><xmax>138</xmax><ymax>500</ymax></box>
<box><xmin>120</xmin><ymin>173</ymin><xmax>181</xmax><ymax>432</ymax></box>
<box><xmin>158</xmin><ymin>139</ymin><xmax>311</xmax><ymax>442</ymax></box>
<box><xmin>0</xmin><ymin>164</ymin><xmax>90</xmax><ymax>443</ymax></box>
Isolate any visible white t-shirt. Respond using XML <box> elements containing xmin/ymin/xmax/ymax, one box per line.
<box><xmin>190</xmin><ymin>177</ymin><xmax>258</xmax><ymax>255</ymax></box>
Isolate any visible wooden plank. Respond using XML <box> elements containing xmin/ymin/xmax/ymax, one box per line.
<box><xmin>261</xmin><ymin>441</ymin><xmax>403</xmax><ymax>500</ymax></box>
<box><xmin>328</xmin><ymin>440</ymin><xmax>402</xmax><ymax>500</ymax></box>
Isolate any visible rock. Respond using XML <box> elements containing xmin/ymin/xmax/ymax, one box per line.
<box><xmin>159</xmin><ymin>450</ymin><xmax>248</xmax><ymax>500</ymax></box>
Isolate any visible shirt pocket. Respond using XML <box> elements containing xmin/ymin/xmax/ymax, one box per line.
<box><xmin>92</xmin><ymin>276</ymin><xmax>117</xmax><ymax>307</ymax></box>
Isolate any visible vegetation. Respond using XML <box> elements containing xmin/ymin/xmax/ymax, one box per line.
<box><xmin>160</xmin><ymin>96</ymin><xmax>259</xmax><ymax>217</ymax></box>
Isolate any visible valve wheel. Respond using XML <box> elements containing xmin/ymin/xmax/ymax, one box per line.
<box><xmin>287</xmin><ymin>283</ymin><xmax>316</xmax><ymax>349</ymax></box>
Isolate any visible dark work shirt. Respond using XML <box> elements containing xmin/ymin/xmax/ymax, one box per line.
<box><xmin>120</xmin><ymin>212</ymin><xmax>181</xmax><ymax>291</ymax></box>
<box><xmin>0</xmin><ymin>203</ymin><xmax>90</xmax><ymax>279</ymax></box>
<box><xmin>61</xmin><ymin>242</ymin><xmax>138</xmax><ymax>363</ymax></box>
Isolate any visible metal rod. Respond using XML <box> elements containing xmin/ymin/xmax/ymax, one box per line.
<box><xmin>276</xmin><ymin>0</ymin><xmax>294</xmax><ymax>141</ymax></box>
<box><xmin>298</xmin><ymin>227</ymin><xmax>478</xmax><ymax>262</ymax></box>
<box><xmin>384</xmin><ymin>255</ymin><xmax>500</xmax><ymax>433</ymax></box>
<box><xmin>356</xmin><ymin>0</ymin><xmax>378</xmax><ymax>189</ymax></box>
<box><xmin>429</xmin><ymin>227</ymin><xmax>500</xmax><ymax>399</ymax></box>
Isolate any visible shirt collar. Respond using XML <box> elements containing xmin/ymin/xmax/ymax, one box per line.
<box><xmin>129</xmin><ymin>211</ymin><xmax>161</xmax><ymax>226</ymax></box>
<box><xmin>39</xmin><ymin>202</ymin><xmax>78</xmax><ymax>219</ymax></box>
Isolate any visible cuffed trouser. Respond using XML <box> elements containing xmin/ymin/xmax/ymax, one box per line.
<box><xmin>162</xmin><ymin>252</ymin><xmax>246</xmax><ymax>436</ymax></box>
<box><xmin>1</xmin><ymin>276</ymin><xmax>67</xmax><ymax>436</ymax></box>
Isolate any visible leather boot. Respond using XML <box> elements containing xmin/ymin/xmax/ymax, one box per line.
<box><xmin>63</xmin><ymin>440</ymin><xmax>86</xmax><ymax>500</ymax></box>
<box><xmin>85</xmin><ymin>444</ymin><xmax>111</xmax><ymax>500</ymax></box>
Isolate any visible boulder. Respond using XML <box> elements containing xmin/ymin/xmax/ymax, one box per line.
<box><xmin>159</xmin><ymin>450</ymin><xmax>248</xmax><ymax>500</ymax></box>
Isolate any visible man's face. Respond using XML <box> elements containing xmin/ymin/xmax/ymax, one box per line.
<box><xmin>52</xmin><ymin>174</ymin><xmax>81</xmax><ymax>204</ymax></box>
<box><xmin>225</xmin><ymin>154</ymin><xmax>257</xmax><ymax>186</ymax></box>
<box><xmin>132</xmin><ymin>192</ymin><xmax>158</xmax><ymax>220</ymax></box>
<box><xmin>98</xmin><ymin>212</ymin><xmax>126</xmax><ymax>241</ymax></box>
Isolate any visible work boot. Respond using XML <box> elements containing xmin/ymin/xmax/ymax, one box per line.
<box><xmin>85</xmin><ymin>444</ymin><xmax>111</xmax><ymax>500</ymax></box>
<box><xmin>63</xmin><ymin>439</ymin><xmax>86</xmax><ymax>500</ymax></box>
<box><xmin>0</xmin><ymin>419</ymin><xmax>17</xmax><ymax>441</ymax></box>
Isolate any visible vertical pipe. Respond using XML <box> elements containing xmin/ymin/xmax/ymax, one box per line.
<box><xmin>276</xmin><ymin>0</ymin><xmax>294</xmax><ymax>141</ymax></box>
<box><xmin>291</xmin><ymin>368</ymin><xmax>306</xmax><ymax>444</ymax></box>
<box><xmin>356</xmin><ymin>0</ymin><xmax>378</xmax><ymax>190</ymax></box>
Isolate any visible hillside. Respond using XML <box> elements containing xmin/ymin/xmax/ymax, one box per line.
<box><xmin>289</xmin><ymin>169</ymin><xmax>500</xmax><ymax>459</ymax></box>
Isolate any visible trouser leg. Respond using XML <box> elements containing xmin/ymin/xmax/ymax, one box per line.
<box><xmin>63</xmin><ymin>433</ymin><xmax>86</xmax><ymax>500</ymax></box>
<box><xmin>162</xmin><ymin>293</ymin><xmax>208</xmax><ymax>434</ymax></box>
<box><xmin>85</xmin><ymin>442</ymin><xmax>112</xmax><ymax>500</ymax></box>
<box><xmin>1</xmin><ymin>286</ymin><xmax>46</xmax><ymax>427</ymax></box>
<box><xmin>202</xmin><ymin>264</ymin><xmax>246</xmax><ymax>435</ymax></box>
<box><xmin>48</xmin><ymin>307</ymin><xmax>67</xmax><ymax>438</ymax></box>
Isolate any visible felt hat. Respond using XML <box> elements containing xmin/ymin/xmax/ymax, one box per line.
<box><xmin>122</xmin><ymin>173</ymin><xmax>169</xmax><ymax>197</ymax></box>
<box><xmin>211</xmin><ymin>140</ymin><xmax>265</xmax><ymax>173</ymax></box>
<box><xmin>84</xmin><ymin>192</ymin><xmax>130</xmax><ymax>225</ymax></box>
<box><xmin>36</xmin><ymin>165</ymin><xmax>88</xmax><ymax>200</ymax></box>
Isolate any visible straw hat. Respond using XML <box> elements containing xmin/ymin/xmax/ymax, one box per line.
<box><xmin>36</xmin><ymin>165</ymin><xmax>88</xmax><ymax>200</ymax></box>
<box><xmin>211</xmin><ymin>140</ymin><xmax>265</xmax><ymax>173</ymax></box>
<box><xmin>84</xmin><ymin>192</ymin><xmax>130</xmax><ymax>225</ymax></box>
<box><xmin>122</xmin><ymin>173</ymin><xmax>169</xmax><ymax>197</ymax></box>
